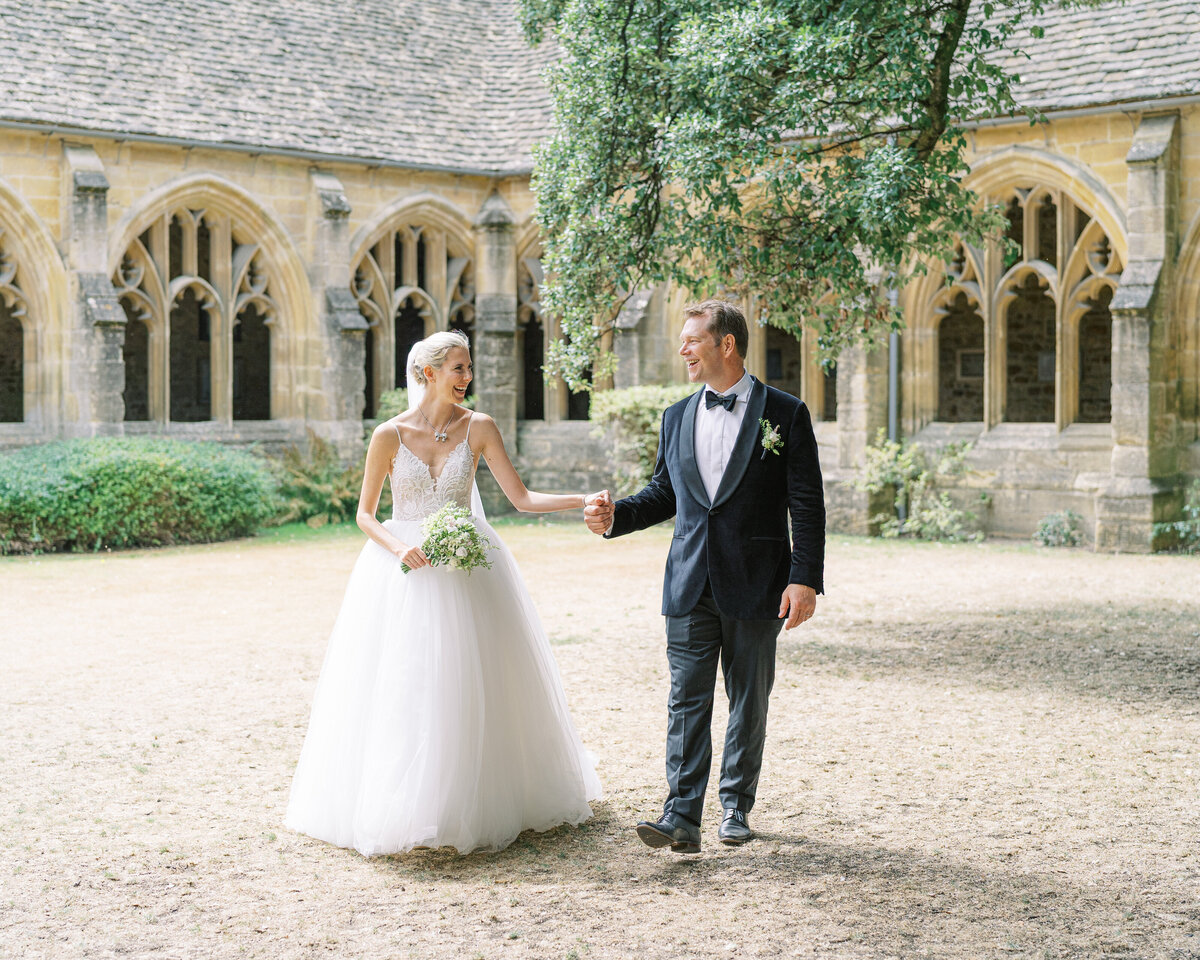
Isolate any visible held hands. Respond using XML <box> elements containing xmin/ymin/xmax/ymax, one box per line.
<box><xmin>779</xmin><ymin>584</ymin><xmax>816</xmax><ymax>629</ymax></box>
<box><xmin>396</xmin><ymin>542</ymin><xmax>430</xmax><ymax>570</ymax></box>
<box><xmin>583</xmin><ymin>490</ymin><xmax>614</xmax><ymax>535</ymax></box>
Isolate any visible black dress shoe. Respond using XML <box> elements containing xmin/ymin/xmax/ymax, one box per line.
<box><xmin>718</xmin><ymin>809</ymin><xmax>753</xmax><ymax>845</ymax></box>
<box><xmin>635</xmin><ymin>816</ymin><xmax>701</xmax><ymax>854</ymax></box>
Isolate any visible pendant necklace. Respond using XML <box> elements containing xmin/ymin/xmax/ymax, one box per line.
<box><xmin>417</xmin><ymin>405</ymin><xmax>453</xmax><ymax>442</ymax></box>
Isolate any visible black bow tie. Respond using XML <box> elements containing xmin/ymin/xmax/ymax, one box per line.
<box><xmin>705</xmin><ymin>390</ymin><xmax>737</xmax><ymax>412</ymax></box>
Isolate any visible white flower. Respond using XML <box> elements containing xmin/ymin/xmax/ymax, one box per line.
<box><xmin>455</xmin><ymin>546</ymin><xmax>468</xmax><ymax>557</ymax></box>
<box><xmin>759</xmin><ymin>418</ymin><xmax>783</xmax><ymax>458</ymax></box>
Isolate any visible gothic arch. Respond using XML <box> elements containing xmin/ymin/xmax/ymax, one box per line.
<box><xmin>965</xmin><ymin>145</ymin><xmax>1128</xmax><ymax>265</ymax></box>
<box><xmin>514</xmin><ymin>218</ymin><xmax>543</xmax><ymax>264</ymax></box>
<box><xmin>109</xmin><ymin>174</ymin><xmax>313</xmax><ymax>422</ymax></box>
<box><xmin>349</xmin><ymin>194</ymin><xmax>477</xmax><ymax>416</ymax></box>
<box><xmin>902</xmin><ymin>148</ymin><xmax>1126</xmax><ymax>431</ymax></box>
<box><xmin>0</xmin><ymin>177</ymin><xmax>68</xmax><ymax>433</ymax></box>
<box><xmin>514</xmin><ymin>233</ymin><xmax>561</xmax><ymax>420</ymax></box>
<box><xmin>349</xmin><ymin>193</ymin><xmax>476</xmax><ymax>270</ymax></box>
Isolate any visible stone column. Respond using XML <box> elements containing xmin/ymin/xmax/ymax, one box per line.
<box><xmin>825</xmin><ymin>341</ymin><xmax>891</xmax><ymax>533</ymax></box>
<box><xmin>472</xmin><ymin>192</ymin><xmax>519</xmax><ymax>439</ymax></box>
<box><xmin>1097</xmin><ymin>113</ymin><xmax>1180</xmax><ymax>551</ymax></box>
<box><xmin>61</xmin><ymin>144</ymin><xmax>126</xmax><ymax>436</ymax></box>
<box><xmin>472</xmin><ymin>191</ymin><xmax>519</xmax><ymax>513</ymax></box>
<box><xmin>309</xmin><ymin>169</ymin><xmax>367</xmax><ymax>455</ymax></box>
<box><xmin>612</xmin><ymin>288</ymin><xmax>653</xmax><ymax>389</ymax></box>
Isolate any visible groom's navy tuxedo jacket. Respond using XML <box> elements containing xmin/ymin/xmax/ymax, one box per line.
<box><xmin>607</xmin><ymin>377</ymin><xmax>825</xmax><ymax>621</ymax></box>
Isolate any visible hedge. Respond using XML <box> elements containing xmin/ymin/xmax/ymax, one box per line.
<box><xmin>590</xmin><ymin>383</ymin><xmax>697</xmax><ymax>492</ymax></box>
<box><xmin>0</xmin><ymin>438</ymin><xmax>277</xmax><ymax>554</ymax></box>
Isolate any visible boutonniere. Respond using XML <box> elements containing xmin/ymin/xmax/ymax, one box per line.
<box><xmin>759</xmin><ymin>418</ymin><xmax>782</xmax><ymax>459</ymax></box>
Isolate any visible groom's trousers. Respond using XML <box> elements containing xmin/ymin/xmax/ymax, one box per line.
<box><xmin>663</xmin><ymin>592</ymin><xmax>779</xmax><ymax>826</ymax></box>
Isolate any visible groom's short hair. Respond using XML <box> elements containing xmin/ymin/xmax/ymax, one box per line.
<box><xmin>684</xmin><ymin>299</ymin><xmax>748</xmax><ymax>358</ymax></box>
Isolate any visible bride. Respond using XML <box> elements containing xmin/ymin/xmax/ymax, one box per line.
<box><xmin>286</xmin><ymin>330</ymin><xmax>603</xmax><ymax>856</ymax></box>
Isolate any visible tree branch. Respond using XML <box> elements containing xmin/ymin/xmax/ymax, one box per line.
<box><xmin>910</xmin><ymin>0</ymin><xmax>972</xmax><ymax>159</ymax></box>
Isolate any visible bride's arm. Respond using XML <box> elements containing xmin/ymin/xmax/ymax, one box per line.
<box><xmin>472</xmin><ymin>414</ymin><xmax>599</xmax><ymax>514</ymax></box>
<box><xmin>356</xmin><ymin>424</ymin><xmax>430</xmax><ymax>569</ymax></box>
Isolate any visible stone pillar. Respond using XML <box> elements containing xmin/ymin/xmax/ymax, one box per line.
<box><xmin>1097</xmin><ymin>113</ymin><xmax>1181</xmax><ymax>551</ymax></box>
<box><xmin>472</xmin><ymin>191</ymin><xmax>519</xmax><ymax>512</ymax></box>
<box><xmin>62</xmin><ymin>144</ymin><xmax>126</xmax><ymax>436</ymax></box>
<box><xmin>612</xmin><ymin>288</ymin><xmax>653</xmax><ymax>389</ymax></box>
<box><xmin>826</xmin><ymin>341</ymin><xmax>891</xmax><ymax>534</ymax></box>
<box><xmin>309</xmin><ymin>169</ymin><xmax>367</xmax><ymax>455</ymax></box>
<box><xmin>472</xmin><ymin>192</ymin><xmax>519</xmax><ymax>439</ymax></box>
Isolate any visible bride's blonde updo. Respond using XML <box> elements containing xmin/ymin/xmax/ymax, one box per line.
<box><xmin>407</xmin><ymin>330</ymin><xmax>471</xmax><ymax>386</ymax></box>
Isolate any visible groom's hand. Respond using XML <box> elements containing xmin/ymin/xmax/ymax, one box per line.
<box><xmin>779</xmin><ymin>584</ymin><xmax>816</xmax><ymax>629</ymax></box>
<box><xmin>584</xmin><ymin>490</ymin><xmax>614</xmax><ymax>535</ymax></box>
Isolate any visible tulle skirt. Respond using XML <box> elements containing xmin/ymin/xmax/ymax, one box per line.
<box><xmin>285</xmin><ymin>516</ymin><xmax>602</xmax><ymax>856</ymax></box>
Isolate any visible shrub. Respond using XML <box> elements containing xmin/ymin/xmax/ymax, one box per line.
<box><xmin>271</xmin><ymin>430</ymin><xmax>388</xmax><ymax>528</ymax></box>
<box><xmin>853</xmin><ymin>429</ymin><xmax>984</xmax><ymax>542</ymax></box>
<box><xmin>1153</xmin><ymin>480</ymin><xmax>1200</xmax><ymax>554</ymax></box>
<box><xmin>0</xmin><ymin>438</ymin><xmax>276</xmax><ymax>554</ymax></box>
<box><xmin>376</xmin><ymin>388</ymin><xmax>408</xmax><ymax>422</ymax></box>
<box><xmin>590</xmin><ymin>383</ymin><xmax>697</xmax><ymax>492</ymax></box>
<box><xmin>1033</xmin><ymin>509</ymin><xmax>1084</xmax><ymax>548</ymax></box>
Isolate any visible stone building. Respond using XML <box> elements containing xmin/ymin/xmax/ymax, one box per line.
<box><xmin>0</xmin><ymin>0</ymin><xmax>1198</xmax><ymax>549</ymax></box>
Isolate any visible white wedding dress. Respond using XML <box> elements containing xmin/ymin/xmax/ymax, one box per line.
<box><xmin>285</xmin><ymin>418</ymin><xmax>601</xmax><ymax>856</ymax></box>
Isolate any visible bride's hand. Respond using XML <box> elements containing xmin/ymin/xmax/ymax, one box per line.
<box><xmin>396</xmin><ymin>543</ymin><xmax>429</xmax><ymax>569</ymax></box>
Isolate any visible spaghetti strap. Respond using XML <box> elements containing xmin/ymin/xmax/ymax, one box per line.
<box><xmin>465</xmin><ymin>411</ymin><xmax>474</xmax><ymax>443</ymax></box>
<box><xmin>391</xmin><ymin>422</ymin><xmax>402</xmax><ymax>445</ymax></box>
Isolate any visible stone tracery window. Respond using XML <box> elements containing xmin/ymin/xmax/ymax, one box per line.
<box><xmin>112</xmin><ymin>209</ymin><xmax>278</xmax><ymax>423</ymax></box>
<box><xmin>0</xmin><ymin>228</ymin><xmax>28</xmax><ymax>422</ymax></box>
<box><xmin>516</xmin><ymin>250</ymin><xmax>592</xmax><ymax>421</ymax></box>
<box><xmin>760</xmin><ymin>294</ymin><xmax>836</xmax><ymax>423</ymax></box>
<box><xmin>352</xmin><ymin>223</ymin><xmax>474</xmax><ymax>418</ymax></box>
<box><xmin>917</xmin><ymin>185</ymin><xmax>1121</xmax><ymax>429</ymax></box>
<box><xmin>518</xmin><ymin>255</ymin><xmax>546</xmax><ymax>420</ymax></box>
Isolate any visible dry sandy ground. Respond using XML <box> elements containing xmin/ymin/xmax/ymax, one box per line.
<box><xmin>2</xmin><ymin>523</ymin><xmax>1199</xmax><ymax>960</ymax></box>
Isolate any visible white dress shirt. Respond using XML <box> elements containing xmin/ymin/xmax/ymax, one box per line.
<box><xmin>694</xmin><ymin>370</ymin><xmax>751</xmax><ymax>502</ymax></box>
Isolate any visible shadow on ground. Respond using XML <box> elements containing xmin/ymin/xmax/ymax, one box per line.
<box><xmin>374</xmin><ymin>802</ymin><xmax>1198</xmax><ymax>957</ymax></box>
<box><xmin>782</xmin><ymin>601</ymin><xmax>1200</xmax><ymax>708</ymax></box>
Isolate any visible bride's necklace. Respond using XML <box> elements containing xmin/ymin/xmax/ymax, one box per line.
<box><xmin>417</xmin><ymin>404</ymin><xmax>453</xmax><ymax>442</ymax></box>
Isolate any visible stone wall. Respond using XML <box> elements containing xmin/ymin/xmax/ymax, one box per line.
<box><xmin>0</xmin><ymin>128</ymin><xmax>539</xmax><ymax>456</ymax></box>
<box><xmin>3</xmin><ymin>104</ymin><xmax>1200</xmax><ymax>550</ymax></box>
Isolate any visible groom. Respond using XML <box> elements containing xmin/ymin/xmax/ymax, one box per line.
<box><xmin>585</xmin><ymin>299</ymin><xmax>825</xmax><ymax>853</ymax></box>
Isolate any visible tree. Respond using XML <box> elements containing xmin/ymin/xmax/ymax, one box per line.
<box><xmin>520</xmin><ymin>0</ymin><xmax>1064</xmax><ymax>388</ymax></box>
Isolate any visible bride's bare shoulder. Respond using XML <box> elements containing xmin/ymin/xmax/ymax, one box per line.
<box><xmin>370</xmin><ymin>416</ymin><xmax>410</xmax><ymax>445</ymax></box>
<box><xmin>466</xmin><ymin>410</ymin><xmax>499</xmax><ymax>435</ymax></box>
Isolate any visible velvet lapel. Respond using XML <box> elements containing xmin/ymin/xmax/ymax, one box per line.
<box><xmin>712</xmin><ymin>377</ymin><xmax>767</xmax><ymax>509</ymax></box>
<box><xmin>678</xmin><ymin>388</ymin><xmax>710</xmax><ymax>508</ymax></box>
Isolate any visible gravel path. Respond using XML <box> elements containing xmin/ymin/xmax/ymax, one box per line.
<box><xmin>2</xmin><ymin>524</ymin><xmax>1198</xmax><ymax>959</ymax></box>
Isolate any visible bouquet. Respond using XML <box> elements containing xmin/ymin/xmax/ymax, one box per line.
<box><xmin>401</xmin><ymin>502</ymin><xmax>493</xmax><ymax>574</ymax></box>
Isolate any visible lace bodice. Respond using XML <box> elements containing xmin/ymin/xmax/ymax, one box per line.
<box><xmin>390</xmin><ymin>427</ymin><xmax>476</xmax><ymax>522</ymax></box>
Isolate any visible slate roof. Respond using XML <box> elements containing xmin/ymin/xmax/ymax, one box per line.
<box><xmin>0</xmin><ymin>1</ymin><xmax>1197</xmax><ymax>174</ymax></box>
<box><xmin>0</xmin><ymin>0</ymin><xmax>555</xmax><ymax>175</ymax></box>
<box><xmin>1003</xmin><ymin>0</ymin><xmax>1200</xmax><ymax>113</ymax></box>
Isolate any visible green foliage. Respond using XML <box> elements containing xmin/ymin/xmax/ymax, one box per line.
<box><xmin>376</xmin><ymin>388</ymin><xmax>408</xmax><ymax>422</ymax></box>
<box><xmin>590</xmin><ymin>383</ymin><xmax>697</xmax><ymax>492</ymax></box>
<box><xmin>522</xmin><ymin>0</ymin><xmax>1062</xmax><ymax>387</ymax></box>
<box><xmin>271</xmin><ymin>430</ymin><xmax>389</xmax><ymax>528</ymax></box>
<box><xmin>1033</xmin><ymin>509</ymin><xmax>1084</xmax><ymax>548</ymax></box>
<box><xmin>1153</xmin><ymin>480</ymin><xmax>1200</xmax><ymax>554</ymax></box>
<box><xmin>854</xmin><ymin>429</ymin><xmax>983</xmax><ymax>542</ymax></box>
<box><xmin>0</xmin><ymin>438</ymin><xmax>276</xmax><ymax>554</ymax></box>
